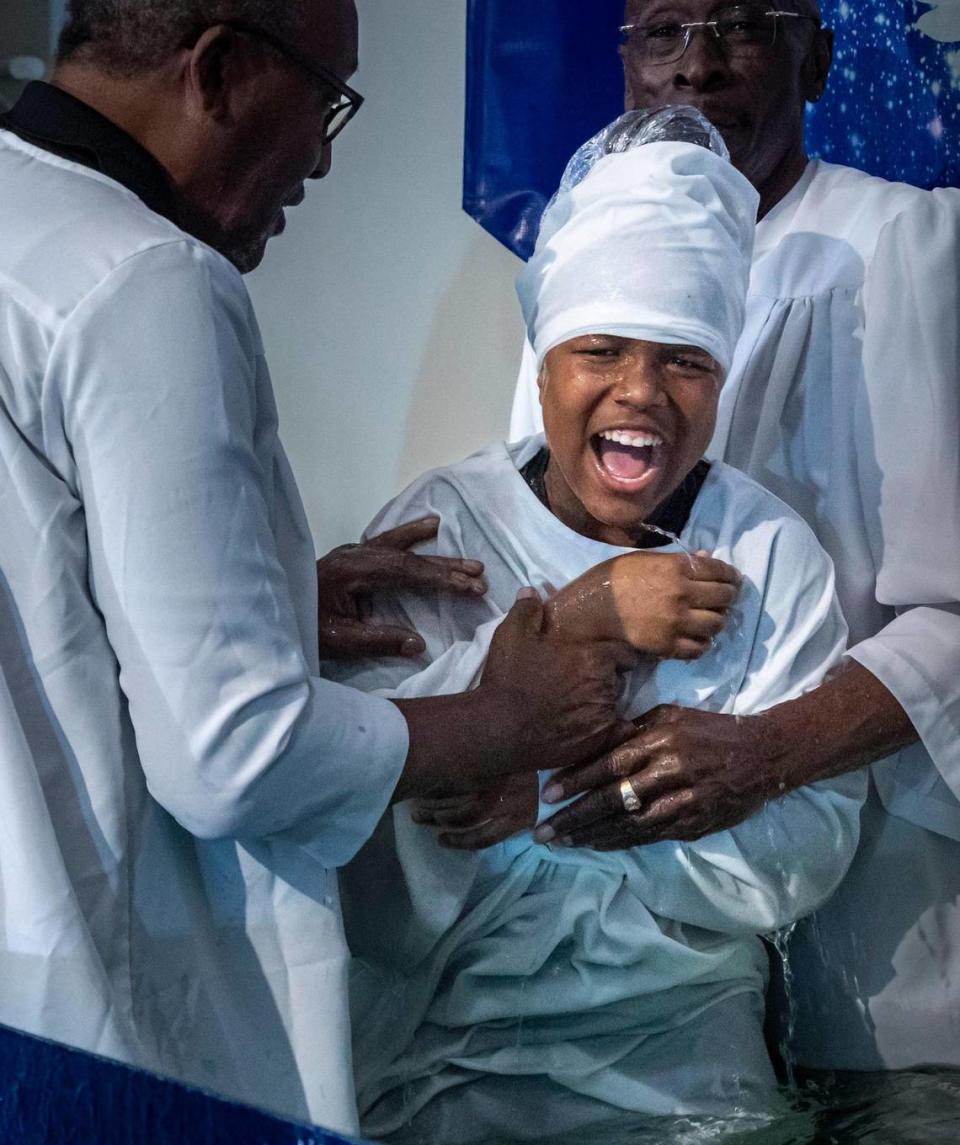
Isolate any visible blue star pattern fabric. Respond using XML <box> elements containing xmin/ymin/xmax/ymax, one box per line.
<box><xmin>464</xmin><ymin>0</ymin><xmax>960</xmax><ymax>259</ymax></box>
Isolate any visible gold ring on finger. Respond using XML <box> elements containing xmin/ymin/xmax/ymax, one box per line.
<box><xmin>619</xmin><ymin>777</ymin><xmax>642</xmax><ymax>814</ymax></box>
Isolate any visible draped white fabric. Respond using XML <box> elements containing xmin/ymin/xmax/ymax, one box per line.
<box><xmin>0</xmin><ymin>130</ymin><xmax>409</xmax><ymax>1131</ymax></box>
<box><xmin>332</xmin><ymin>438</ymin><xmax>865</xmax><ymax>1139</ymax></box>
<box><xmin>517</xmin><ymin>142</ymin><xmax>757</xmax><ymax>373</ymax></box>
<box><xmin>511</xmin><ymin>158</ymin><xmax>960</xmax><ymax>1070</ymax></box>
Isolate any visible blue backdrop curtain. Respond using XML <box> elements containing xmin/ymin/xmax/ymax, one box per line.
<box><xmin>464</xmin><ymin>0</ymin><xmax>960</xmax><ymax>260</ymax></box>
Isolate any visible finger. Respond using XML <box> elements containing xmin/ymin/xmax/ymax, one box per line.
<box><xmin>560</xmin><ymin>790</ymin><xmax>701</xmax><ymax>849</ymax></box>
<box><xmin>671</xmin><ymin>636</ymin><xmax>714</xmax><ymax>661</ymax></box>
<box><xmin>680</xmin><ymin>610</ymin><xmax>728</xmax><ymax>640</ymax></box>
<box><xmin>318</xmin><ymin>618</ymin><xmax>426</xmax><ymax>660</ymax></box>
<box><xmin>366</xmin><ymin>517</ymin><xmax>441</xmax><ymax>551</ymax></box>
<box><xmin>688</xmin><ymin>554</ymin><xmax>742</xmax><ymax>585</ymax></box>
<box><xmin>368</xmin><ymin>519</ymin><xmax>487</xmax><ymax>577</ymax></box>
<box><xmin>413</xmin><ymin>800</ymin><xmax>487</xmax><ymax>830</ymax></box>
<box><xmin>358</xmin><ymin>549</ymin><xmax>489</xmax><ymax>595</ymax></box>
<box><xmin>686</xmin><ymin>582</ymin><xmax>740</xmax><ymax>611</ymax></box>
<box><xmin>540</xmin><ymin>737</ymin><xmax>650</xmax><ymax>806</ymax></box>
<box><xmin>438</xmin><ymin>817</ymin><xmax>518</xmax><ymax>851</ymax></box>
<box><xmin>534</xmin><ymin>779</ymin><xmax>633</xmax><ymax>841</ymax></box>
<box><xmin>498</xmin><ymin>589</ymin><xmax>545</xmax><ymax>636</ymax></box>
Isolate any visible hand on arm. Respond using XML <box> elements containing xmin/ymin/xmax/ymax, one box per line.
<box><xmin>391</xmin><ymin>590</ymin><xmax>637</xmax><ymax>804</ymax></box>
<box><xmin>534</xmin><ymin>659</ymin><xmax>918</xmax><ymax>849</ymax></box>
<box><xmin>317</xmin><ymin>517</ymin><xmax>488</xmax><ymax>659</ymax></box>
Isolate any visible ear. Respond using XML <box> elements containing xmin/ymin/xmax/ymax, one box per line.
<box><xmin>184</xmin><ymin>25</ymin><xmax>244</xmax><ymax>122</ymax></box>
<box><xmin>801</xmin><ymin>26</ymin><xmax>833</xmax><ymax>104</ymax></box>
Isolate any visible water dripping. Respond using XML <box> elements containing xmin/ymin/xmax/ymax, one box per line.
<box><xmin>768</xmin><ymin>920</ymin><xmax>800</xmax><ymax>1092</ymax></box>
<box><xmin>635</xmin><ymin>521</ymin><xmax>695</xmax><ymax>559</ymax></box>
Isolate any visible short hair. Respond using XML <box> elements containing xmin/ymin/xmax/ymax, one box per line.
<box><xmin>57</xmin><ymin>0</ymin><xmax>306</xmax><ymax>76</ymax></box>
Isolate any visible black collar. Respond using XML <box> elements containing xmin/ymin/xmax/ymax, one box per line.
<box><xmin>520</xmin><ymin>448</ymin><xmax>710</xmax><ymax>549</ymax></box>
<box><xmin>0</xmin><ymin>81</ymin><xmax>181</xmax><ymax>226</ymax></box>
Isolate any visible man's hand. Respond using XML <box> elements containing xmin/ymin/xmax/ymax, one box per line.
<box><xmin>391</xmin><ymin>589</ymin><xmax>637</xmax><ymax>802</ymax></box>
<box><xmin>316</xmin><ymin>516</ymin><xmax>487</xmax><ymax>660</ymax></box>
<box><xmin>532</xmin><ymin>662</ymin><xmax>920</xmax><ymax>851</ymax></box>
<box><xmin>532</xmin><ymin>704</ymin><xmax>786</xmax><ymax>850</ymax></box>
<box><xmin>544</xmin><ymin>551</ymin><xmax>741</xmax><ymax>660</ymax></box>
<box><xmin>412</xmin><ymin>772</ymin><xmax>540</xmax><ymax>850</ymax></box>
<box><xmin>480</xmin><ymin>589</ymin><xmax>638</xmax><ymax>773</ymax></box>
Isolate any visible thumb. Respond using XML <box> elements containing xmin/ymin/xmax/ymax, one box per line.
<box><xmin>499</xmin><ymin>586</ymin><xmax>544</xmax><ymax>636</ymax></box>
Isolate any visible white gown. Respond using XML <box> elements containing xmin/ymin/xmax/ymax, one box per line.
<box><xmin>512</xmin><ymin>159</ymin><xmax>960</xmax><ymax>1070</ymax></box>
<box><xmin>331</xmin><ymin>437</ymin><xmax>866</xmax><ymax>1141</ymax></box>
<box><xmin>0</xmin><ymin>129</ymin><xmax>409</xmax><ymax>1132</ymax></box>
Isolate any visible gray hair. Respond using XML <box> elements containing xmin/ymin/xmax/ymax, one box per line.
<box><xmin>58</xmin><ymin>0</ymin><xmax>306</xmax><ymax>75</ymax></box>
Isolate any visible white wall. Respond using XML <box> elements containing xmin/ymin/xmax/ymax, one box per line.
<box><xmin>247</xmin><ymin>0</ymin><xmax>524</xmax><ymax>555</ymax></box>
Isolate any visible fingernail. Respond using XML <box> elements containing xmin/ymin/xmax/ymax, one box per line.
<box><xmin>471</xmin><ymin>579</ymin><xmax>488</xmax><ymax>595</ymax></box>
<box><xmin>533</xmin><ymin>824</ymin><xmax>555</xmax><ymax>843</ymax></box>
<box><xmin>402</xmin><ymin>637</ymin><xmax>424</xmax><ymax>656</ymax></box>
<box><xmin>516</xmin><ymin>586</ymin><xmax>539</xmax><ymax>601</ymax></box>
<box><xmin>542</xmin><ymin>784</ymin><xmax>562</xmax><ymax>804</ymax></box>
<box><xmin>462</xmin><ymin>560</ymin><xmax>484</xmax><ymax>575</ymax></box>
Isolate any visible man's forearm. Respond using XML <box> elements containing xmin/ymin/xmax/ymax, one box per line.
<box><xmin>759</xmin><ymin>659</ymin><xmax>920</xmax><ymax>793</ymax></box>
<box><xmin>390</xmin><ymin>688</ymin><xmax>525</xmax><ymax>804</ymax></box>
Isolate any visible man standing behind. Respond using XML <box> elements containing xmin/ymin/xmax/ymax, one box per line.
<box><xmin>513</xmin><ymin>1</ymin><xmax>960</xmax><ymax>1072</ymax></box>
<box><xmin>0</xmin><ymin>0</ymin><xmax>637</xmax><ymax>1132</ymax></box>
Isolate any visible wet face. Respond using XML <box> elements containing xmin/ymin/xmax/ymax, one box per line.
<box><xmin>193</xmin><ymin>0</ymin><xmax>359</xmax><ymax>272</ymax></box>
<box><xmin>539</xmin><ymin>335</ymin><xmax>722</xmax><ymax>546</ymax></box>
<box><xmin>621</xmin><ymin>0</ymin><xmax>831</xmax><ymax>208</ymax></box>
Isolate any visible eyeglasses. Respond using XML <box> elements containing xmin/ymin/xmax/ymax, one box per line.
<box><xmin>222</xmin><ymin>20</ymin><xmax>364</xmax><ymax>145</ymax></box>
<box><xmin>619</xmin><ymin>5</ymin><xmax>821</xmax><ymax>66</ymax></box>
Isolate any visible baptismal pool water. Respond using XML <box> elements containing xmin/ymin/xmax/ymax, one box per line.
<box><xmin>456</xmin><ymin>1070</ymin><xmax>960</xmax><ymax>1145</ymax></box>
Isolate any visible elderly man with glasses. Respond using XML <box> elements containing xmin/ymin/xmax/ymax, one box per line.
<box><xmin>510</xmin><ymin>1</ymin><xmax>960</xmax><ymax>1075</ymax></box>
<box><xmin>0</xmin><ymin>0</ymin><xmax>638</xmax><ymax>1132</ymax></box>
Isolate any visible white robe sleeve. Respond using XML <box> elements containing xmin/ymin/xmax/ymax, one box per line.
<box><xmin>622</xmin><ymin>512</ymin><xmax>866</xmax><ymax>936</ymax></box>
<box><xmin>846</xmin><ymin>189</ymin><xmax>960</xmax><ymax>800</ymax></box>
<box><xmin>508</xmin><ymin>337</ymin><xmax>544</xmax><ymax>441</ymax></box>
<box><xmin>56</xmin><ymin>240</ymin><xmax>408</xmax><ymax>867</ymax></box>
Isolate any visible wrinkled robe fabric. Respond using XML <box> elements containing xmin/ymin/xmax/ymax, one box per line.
<box><xmin>0</xmin><ymin>129</ymin><xmax>410</xmax><ymax>1132</ymax></box>
<box><xmin>330</xmin><ymin>438</ymin><xmax>866</xmax><ymax>1140</ymax></box>
<box><xmin>513</xmin><ymin>159</ymin><xmax>960</xmax><ymax>1071</ymax></box>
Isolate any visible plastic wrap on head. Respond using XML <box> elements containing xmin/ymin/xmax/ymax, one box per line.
<box><xmin>551</xmin><ymin>107</ymin><xmax>730</xmax><ymax>208</ymax></box>
<box><xmin>517</xmin><ymin>122</ymin><xmax>759</xmax><ymax>376</ymax></box>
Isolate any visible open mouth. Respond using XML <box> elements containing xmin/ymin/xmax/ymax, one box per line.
<box><xmin>592</xmin><ymin>429</ymin><xmax>666</xmax><ymax>491</ymax></box>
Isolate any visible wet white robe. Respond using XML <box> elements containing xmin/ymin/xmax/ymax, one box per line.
<box><xmin>332</xmin><ymin>437</ymin><xmax>865</xmax><ymax>1140</ymax></box>
<box><xmin>513</xmin><ymin>159</ymin><xmax>960</xmax><ymax>1070</ymax></box>
<box><xmin>0</xmin><ymin>129</ymin><xmax>409</xmax><ymax>1132</ymax></box>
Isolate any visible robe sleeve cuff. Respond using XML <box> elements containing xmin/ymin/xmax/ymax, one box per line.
<box><xmin>847</xmin><ymin>605</ymin><xmax>960</xmax><ymax>799</ymax></box>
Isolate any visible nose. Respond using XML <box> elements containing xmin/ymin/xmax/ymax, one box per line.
<box><xmin>610</xmin><ymin>361</ymin><xmax>667</xmax><ymax>409</ymax></box>
<box><xmin>672</xmin><ymin>26</ymin><xmax>732</xmax><ymax>92</ymax></box>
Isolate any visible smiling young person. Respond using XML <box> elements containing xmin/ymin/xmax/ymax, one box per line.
<box><xmin>327</xmin><ymin>115</ymin><xmax>866</xmax><ymax>1141</ymax></box>
<box><xmin>509</xmin><ymin>4</ymin><xmax>960</xmax><ymax>1073</ymax></box>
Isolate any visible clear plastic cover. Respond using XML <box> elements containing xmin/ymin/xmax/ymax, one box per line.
<box><xmin>553</xmin><ymin>106</ymin><xmax>730</xmax><ymax>203</ymax></box>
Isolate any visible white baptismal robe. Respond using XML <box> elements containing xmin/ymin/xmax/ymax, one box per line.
<box><xmin>0</xmin><ymin>129</ymin><xmax>409</xmax><ymax>1132</ymax></box>
<box><xmin>513</xmin><ymin>159</ymin><xmax>960</xmax><ymax>1070</ymax></box>
<box><xmin>333</xmin><ymin>438</ymin><xmax>865</xmax><ymax>1138</ymax></box>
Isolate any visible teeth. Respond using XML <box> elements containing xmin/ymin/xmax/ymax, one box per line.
<box><xmin>598</xmin><ymin>429</ymin><xmax>663</xmax><ymax>448</ymax></box>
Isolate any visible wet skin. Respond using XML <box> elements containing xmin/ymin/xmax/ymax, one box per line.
<box><xmin>540</xmin><ymin>334</ymin><xmax>722</xmax><ymax>547</ymax></box>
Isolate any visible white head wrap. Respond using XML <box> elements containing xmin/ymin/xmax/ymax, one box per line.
<box><xmin>517</xmin><ymin>108</ymin><xmax>760</xmax><ymax>374</ymax></box>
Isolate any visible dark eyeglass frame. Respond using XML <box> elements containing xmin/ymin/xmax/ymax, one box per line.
<box><xmin>219</xmin><ymin>19</ymin><xmax>364</xmax><ymax>145</ymax></box>
<box><xmin>619</xmin><ymin>5</ymin><xmax>822</xmax><ymax>65</ymax></box>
